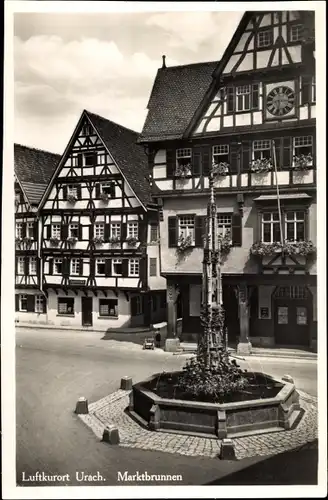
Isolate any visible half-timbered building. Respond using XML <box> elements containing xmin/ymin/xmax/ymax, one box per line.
<box><xmin>138</xmin><ymin>10</ymin><xmax>317</xmax><ymax>351</ymax></box>
<box><xmin>15</xmin><ymin>144</ymin><xmax>60</xmax><ymax>323</ymax></box>
<box><xmin>38</xmin><ymin>110</ymin><xmax>166</xmax><ymax>330</ymax></box>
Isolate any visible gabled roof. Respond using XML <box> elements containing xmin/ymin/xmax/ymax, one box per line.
<box><xmin>14</xmin><ymin>143</ymin><xmax>61</xmax><ymax>205</ymax></box>
<box><xmin>138</xmin><ymin>61</ymin><xmax>218</xmax><ymax>143</ymax></box>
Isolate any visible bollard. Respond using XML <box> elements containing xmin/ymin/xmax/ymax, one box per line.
<box><xmin>75</xmin><ymin>397</ymin><xmax>88</xmax><ymax>414</ymax></box>
<box><xmin>120</xmin><ymin>376</ymin><xmax>133</xmax><ymax>390</ymax></box>
<box><xmin>102</xmin><ymin>425</ymin><xmax>120</xmax><ymax>445</ymax></box>
<box><xmin>282</xmin><ymin>374</ymin><xmax>294</xmax><ymax>384</ymax></box>
<box><xmin>219</xmin><ymin>438</ymin><xmax>236</xmax><ymax>460</ymax></box>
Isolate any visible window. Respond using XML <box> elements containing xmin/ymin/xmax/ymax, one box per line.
<box><xmin>71</xmin><ymin>258</ymin><xmax>80</xmax><ymax>275</ymax></box>
<box><xmin>285</xmin><ymin>211</ymin><xmax>305</xmax><ymax>242</ymax></box>
<box><xmin>52</xmin><ymin>224</ymin><xmax>61</xmax><ymax>239</ymax></box>
<box><xmin>213</xmin><ymin>145</ymin><xmax>229</xmax><ymax>165</ymax></box>
<box><xmin>17</xmin><ymin>257</ymin><xmax>25</xmax><ymax>275</ymax></box>
<box><xmin>54</xmin><ymin>258</ymin><xmax>63</xmax><ymax>275</ymax></box>
<box><xmin>290</xmin><ymin>24</ymin><xmax>303</xmax><ymax>42</ymax></box>
<box><xmin>96</xmin><ymin>259</ymin><xmax>106</xmax><ymax>275</ymax></box>
<box><xmin>178</xmin><ymin>215</ymin><xmax>195</xmax><ymax>241</ymax></box>
<box><xmin>67</xmin><ymin>185</ymin><xmax>77</xmax><ymax>197</ymax></box>
<box><xmin>99</xmin><ymin>299</ymin><xmax>118</xmax><ymax>317</ymax></box>
<box><xmin>94</xmin><ymin>223</ymin><xmax>104</xmax><ymax>239</ymax></box>
<box><xmin>277</xmin><ymin>306</ymin><xmax>288</xmax><ymax>324</ymax></box>
<box><xmin>257</xmin><ymin>29</ymin><xmax>273</xmax><ymax>48</ymax></box>
<box><xmin>262</xmin><ymin>212</ymin><xmax>281</xmax><ymax>243</ymax></box>
<box><xmin>127</xmin><ymin>222</ymin><xmax>138</xmax><ymax>239</ymax></box>
<box><xmin>81</xmin><ymin>122</ymin><xmax>93</xmax><ymax>136</ymax></box>
<box><xmin>217</xmin><ymin>214</ymin><xmax>232</xmax><ymax>238</ymax></box>
<box><xmin>275</xmin><ymin>286</ymin><xmax>308</xmax><ymax>299</ymax></box>
<box><xmin>149</xmin><ymin>258</ymin><xmax>157</xmax><ymax>277</ymax></box>
<box><xmin>294</xmin><ymin>136</ymin><xmax>313</xmax><ymax>157</ymax></box>
<box><xmin>312</xmin><ymin>76</ymin><xmax>316</xmax><ymax>103</ymax></box>
<box><xmin>29</xmin><ymin>257</ymin><xmax>37</xmax><ymax>275</ymax></box>
<box><xmin>111</xmin><ymin>223</ymin><xmax>121</xmax><ymax>239</ymax></box>
<box><xmin>112</xmin><ymin>259</ymin><xmax>123</xmax><ymax>276</ymax></box>
<box><xmin>296</xmin><ymin>306</ymin><xmax>307</xmax><ymax>325</ymax></box>
<box><xmin>58</xmin><ymin>297</ymin><xmax>74</xmax><ymax>315</ymax></box>
<box><xmin>16</xmin><ymin>222</ymin><xmax>23</xmax><ymax>239</ymax></box>
<box><xmin>15</xmin><ymin>191</ymin><xmax>21</xmax><ymax>205</ymax></box>
<box><xmin>149</xmin><ymin>224</ymin><xmax>158</xmax><ymax>242</ymax></box>
<box><xmin>101</xmin><ymin>182</ymin><xmax>116</xmax><ymax>198</ymax></box>
<box><xmin>253</xmin><ymin>140</ymin><xmax>272</xmax><ymax>161</ymax></box>
<box><xmin>129</xmin><ymin>259</ymin><xmax>139</xmax><ymax>277</ymax></box>
<box><xmin>236</xmin><ymin>85</ymin><xmax>251</xmax><ymax>111</ymax></box>
<box><xmin>26</xmin><ymin>222</ymin><xmax>35</xmax><ymax>239</ymax></box>
<box><xmin>69</xmin><ymin>223</ymin><xmax>79</xmax><ymax>239</ymax></box>
<box><xmin>176</xmin><ymin>148</ymin><xmax>192</xmax><ymax>171</ymax></box>
<box><xmin>84</xmin><ymin>152</ymin><xmax>97</xmax><ymax>166</ymax></box>
<box><xmin>35</xmin><ymin>295</ymin><xmax>45</xmax><ymax>313</ymax></box>
<box><xmin>19</xmin><ymin>294</ymin><xmax>28</xmax><ymax>312</ymax></box>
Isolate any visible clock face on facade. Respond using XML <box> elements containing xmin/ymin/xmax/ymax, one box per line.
<box><xmin>266</xmin><ymin>86</ymin><xmax>295</xmax><ymax>116</ymax></box>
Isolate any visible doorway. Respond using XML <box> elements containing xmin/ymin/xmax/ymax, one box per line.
<box><xmin>273</xmin><ymin>286</ymin><xmax>311</xmax><ymax>346</ymax></box>
<box><xmin>81</xmin><ymin>296</ymin><xmax>93</xmax><ymax>326</ymax></box>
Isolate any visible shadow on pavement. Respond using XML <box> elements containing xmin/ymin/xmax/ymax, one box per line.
<box><xmin>205</xmin><ymin>440</ymin><xmax>318</xmax><ymax>485</ymax></box>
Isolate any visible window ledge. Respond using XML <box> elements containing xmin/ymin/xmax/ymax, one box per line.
<box><xmin>97</xmin><ymin>316</ymin><xmax>119</xmax><ymax>320</ymax></box>
<box><xmin>56</xmin><ymin>314</ymin><xmax>75</xmax><ymax>317</ymax></box>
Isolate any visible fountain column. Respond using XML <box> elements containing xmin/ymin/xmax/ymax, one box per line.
<box><xmin>236</xmin><ymin>283</ymin><xmax>252</xmax><ymax>355</ymax></box>
<box><xmin>165</xmin><ymin>282</ymin><xmax>180</xmax><ymax>352</ymax></box>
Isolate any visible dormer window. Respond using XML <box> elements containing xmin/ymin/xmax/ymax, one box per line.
<box><xmin>290</xmin><ymin>24</ymin><xmax>303</xmax><ymax>42</ymax></box>
<box><xmin>175</xmin><ymin>149</ymin><xmax>192</xmax><ymax>176</ymax></box>
<box><xmin>257</xmin><ymin>29</ymin><xmax>273</xmax><ymax>48</ymax></box>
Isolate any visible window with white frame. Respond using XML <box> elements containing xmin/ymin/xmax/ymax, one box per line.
<box><xmin>178</xmin><ymin>215</ymin><xmax>195</xmax><ymax>242</ymax></box>
<box><xmin>253</xmin><ymin>140</ymin><xmax>272</xmax><ymax>161</ymax></box>
<box><xmin>94</xmin><ymin>223</ymin><xmax>104</xmax><ymax>239</ymax></box>
<box><xmin>236</xmin><ymin>85</ymin><xmax>251</xmax><ymax>111</ymax></box>
<box><xmin>149</xmin><ymin>224</ymin><xmax>158</xmax><ymax>243</ymax></box>
<box><xmin>54</xmin><ymin>258</ymin><xmax>63</xmax><ymax>275</ymax></box>
<box><xmin>16</xmin><ymin>222</ymin><xmax>23</xmax><ymax>239</ymax></box>
<box><xmin>58</xmin><ymin>297</ymin><xmax>74</xmax><ymax>315</ymax></box>
<box><xmin>293</xmin><ymin>136</ymin><xmax>313</xmax><ymax>157</ymax></box>
<box><xmin>217</xmin><ymin>214</ymin><xmax>232</xmax><ymax>238</ymax></box>
<box><xmin>111</xmin><ymin>223</ymin><xmax>121</xmax><ymax>239</ymax></box>
<box><xmin>71</xmin><ymin>258</ymin><xmax>80</xmax><ymax>275</ymax></box>
<box><xmin>285</xmin><ymin>211</ymin><xmax>305</xmax><ymax>242</ymax></box>
<box><xmin>257</xmin><ymin>29</ymin><xmax>273</xmax><ymax>48</ymax></box>
<box><xmin>69</xmin><ymin>223</ymin><xmax>79</xmax><ymax>239</ymax></box>
<box><xmin>35</xmin><ymin>295</ymin><xmax>44</xmax><ymax>313</ymax></box>
<box><xmin>29</xmin><ymin>257</ymin><xmax>37</xmax><ymax>275</ymax></box>
<box><xmin>213</xmin><ymin>145</ymin><xmax>229</xmax><ymax>165</ymax></box>
<box><xmin>67</xmin><ymin>184</ymin><xmax>77</xmax><ymax>197</ymax></box>
<box><xmin>129</xmin><ymin>259</ymin><xmax>139</xmax><ymax>277</ymax></box>
<box><xmin>51</xmin><ymin>224</ymin><xmax>61</xmax><ymax>239</ymax></box>
<box><xmin>19</xmin><ymin>294</ymin><xmax>28</xmax><ymax>312</ymax></box>
<box><xmin>112</xmin><ymin>259</ymin><xmax>122</xmax><ymax>276</ymax></box>
<box><xmin>176</xmin><ymin>148</ymin><xmax>192</xmax><ymax>171</ymax></box>
<box><xmin>96</xmin><ymin>259</ymin><xmax>105</xmax><ymax>275</ymax></box>
<box><xmin>262</xmin><ymin>212</ymin><xmax>281</xmax><ymax>243</ymax></box>
<box><xmin>17</xmin><ymin>257</ymin><xmax>25</xmax><ymax>275</ymax></box>
<box><xmin>290</xmin><ymin>24</ymin><xmax>303</xmax><ymax>42</ymax></box>
<box><xmin>127</xmin><ymin>222</ymin><xmax>138</xmax><ymax>239</ymax></box>
<box><xmin>99</xmin><ymin>299</ymin><xmax>118</xmax><ymax>317</ymax></box>
<box><xmin>101</xmin><ymin>182</ymin><xmax>116</xmax><ymax>197</ymax></box>
<box><xmin>26</xmin><ymin>222</ymin><xmax>35</xmax><ymax>239</ymax></box>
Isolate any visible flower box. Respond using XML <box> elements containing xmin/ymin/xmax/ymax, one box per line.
<box><xmin>67</xmin><ymin>194</ymin><xmax>77</xmax><ymax>204</ymax></box>
<box><xmin>218</xmin><ymin>232</ymin><xmax>232</xmax><ymax>254</ymax></box>
<box><xmin>250</xmin><ymin>240</ymin><xmax>316</xmax><ymax>257</ymax></box>
<box><xmin>108</xmin><ymin>236</ymin><xmax>121</xmax><ymax>246</ymax></box>
<box><xmin>67</xmin><ymin>237</ymin><xmax>77</xmax><ymax>245</ymax></box>
<box><xmin>175</xmin><ymin>163</ymin><xmax>192</xmax><ymax>178</ymax></box>
<box><xmin>126</xmin><ymin>236</ymin><xmax>138</xmax><ymax>247</ymax></box>
<box><xmin>100</xmin><ymin>192</ymin><xmax>109</xmax><ymax>202</ymax></box>
<box><xmin>292</xmin><ymin>154</ymin><xmax>313</xmax><ymax>171</ymax></box>
<box><xmin>213</xmin><ymin>162</ymin><xmax>229</xmax><ymax>177</ymax></box>
<box><xmin>93</xmin><ymin>237</ymin><xmax>104</xmax><ymax>246</ymax></box>
<box><xmin>249</xmin><ymin>158</ymin><xmax>273</xmax><ymax>174</ymax></box>
<box><xmin>49</xmin><ymin>237</ymin><xmax>60</xmax><ymax>247</ymax></box>
<box><xmin>177</xmin><ymin>234</ymin><xmax>193</xmax><ymax>253</ymax></box>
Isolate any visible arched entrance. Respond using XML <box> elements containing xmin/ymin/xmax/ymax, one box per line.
<box><xmin>273</xmin><ymin>285</ymin><xmax>312</xmax><ymax>346</ymax></box>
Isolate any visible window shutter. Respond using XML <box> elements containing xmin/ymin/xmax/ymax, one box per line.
<box><xmin>89</xmin><ymin>258</ymin><xmax>95</xmax><ymax>277</ymax></box>
<box><xmin>251</xmin><ymin>84</ymin><xmax>259</xmax><ymax>109</ymax></box>
<box><xmin>138</xmin><ymin>220</ymin><xmax>147</xmax><ymax>243</ymax></box>
<box><xmin>61</xmin><ymin>224</ymin><xmax>68</xmax><ymax>240</ymax></box>
<box><xmin>192</xmin><ymin>149</ymin><xmax>202</xmax><ymax>176</ymax></box>
<box><xmin>202</xmin><ymin>148</ymin><xmax>211</xmax><ymax>177</ymax></box>
<box><xmin>62</xmin><ymin>185</ymin><xmax>68</xmax><ymax>200</ymax></box>
<box><xmin>15</xmin><ymin>295</ymin><xmax>19</xmax><ymax>311</ymax></box>
<box><xmin>166</xmin><ymin>149</ymin><xmax>175</xmax><ymax>178</ymax></box>
<box><xmin>242</xmin><ymin>141</ymin><xmax>251</xmax><ymax>172</ymax></box>
<box><xmin>110</xmin><ymin>182</ymin><xmax>116</xmax><ymax>198</ymax></box>
<box><xmin>149</xmin><ymin>257</ymin><xmax>157</xmax><ymax>277</ymax></box>
<box><xmin>42</xmin><ymin>297</ymin><xmax>47</xmax><ymax>314</ymax></box>
<box><xmin>122</xmin><ymin>259</ymin><xmax>129</xmax><ymax>277</ymax></box>
<box><xmin>195</xmin><ymin>216</ymin><xmax>206</xmax><ymax>247</ymax></box>
<box><xmin>301</xmin><ymin>76</ymin><xmax>311</xmax><ymax>105</ymax></box>
<box><xmin>63</xmin><ymin>258</ymin><xmax>70</xmax><ymax>277</ymax></box>
<box><xmin>226</xmin><ymin>87</ymin><xmax>235</xmax><ymax>112</ymax></box>
<box><xmin>78</xmin><ymin>224</ymin><xmax>83</xmax><ymax>241</ymax></box>
<box><xmin>79</xmin><ymin>258</ymin><xmax>84</xmax><ymax>276</ymax></box>
<box><xmin>139</xmin><ymin>257</ymin><xmax>147</xmax><ymax>285</ymax></box>
<box><xmin>282</xmin><ymin>137</ymin><xmax>291</xmax><ymax>168</ymax></box>
<box><xmin>21</xmin><ymin>223</ymin><xmax>26</xmax><ymax>238</ymax></box>
<box><xmin>77</xmin><ymin>153</ymin><xmax>83</xmax><ymax>167</ymax></box>
<box><xmin>231</xmin><ymin>213</ymin><xmax>242</xmax><ymax>247</ymax></box>
<box><xmin>95</xmin><ymin>183</ymin><xmax>101</xmax><ymax>198</ymax></box>
<box><xmin>48</xmin><ymin>258</ymin><xmax>53</xmax><ymax>275</ymax></box>
<box><xmin>89</xmin><ymin>224</ymin><xmax>94</xmax><ymax>240</ymax></box>
<box><xmin>131</xmin><ymin>296</ymin><xmax>137</xmax><ymax>316</ymax></box>
<box><xmin>27</xmin><ymin>295</ymin><xmax>35</xmax><ymax>312</ymax></box>
<box><xmin>76</xmin><ymin>184</ymin><xmax>82</xmax><ymax>200</ymax></box>
<box><xmin>121</xmin><ymin>223</ymin><xmax>127</xmax><ymax>241</ymax></box>
<box><xmin>46</xmin><ymin>224</ymin><xmax>51</xmax><ymax>239</ymax></box>
<box><xmin>33</xmin><ymin>222</ymin><xmax>38</xmax><ymax>240</ymax></box>
<box><xmin>168</xmin><ymin>217</ymin><xmax>178</xmax><ymax>247</ymax></box>
<box><xmin>105</xmin><ymin>259</ymin><xmax>112</xmax><ymax>277</ymax></box>
<box><xmin>104</xmin><ymin>223</ymin><xmax>111</xmax><ymax>241</ymax></box>
<box><xmin>24</xmin><ymin>257</ymin><xmax>29</xmax><ymax>275</ymax></box>
<box><xmin>229</xmin><ymin>144</ymin><xmax>239</xmax><ymax>174</ymax></box>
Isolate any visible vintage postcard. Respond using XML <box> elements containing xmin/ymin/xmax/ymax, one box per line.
<box><xmin>2</xmin><ymin>1</ymin><xmax>327</xmax><ymax>498</ymax></box>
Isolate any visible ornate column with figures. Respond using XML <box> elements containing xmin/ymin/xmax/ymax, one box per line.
<box><xmin>164</xmin><ymin>282</ymin><xmax>180</xmax><ymax>352</ymax></box>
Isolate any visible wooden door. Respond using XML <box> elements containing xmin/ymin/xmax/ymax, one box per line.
<box><xmin>274</xmin><ymin>300</ymin><xmax>309</xmax><ymax>346</ymax></box>
<box><xmin>81</xmin><ymin>296</ymin><xmax>93</xmax><ymax>326</ymax></box>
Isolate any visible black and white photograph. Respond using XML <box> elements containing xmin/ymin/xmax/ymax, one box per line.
<box><xmin>1</xmin><ymin>1</ymin><xmax>327</xmax><ymax>498</ymax></box>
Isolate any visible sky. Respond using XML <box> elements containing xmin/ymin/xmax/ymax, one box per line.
<box><xmin>14</xmin><ymin>10</ymin><xmax>243</xmax><ymax>154</ymax></box>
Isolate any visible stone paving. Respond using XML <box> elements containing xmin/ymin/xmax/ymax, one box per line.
<box><xmin>78</xmin><ymin>388</ymin><xmax>317</xmax><ymax>460</ymax></box>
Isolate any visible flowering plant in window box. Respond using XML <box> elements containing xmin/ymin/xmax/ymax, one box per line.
<box><xmin>283</xmin><ymin>240</ymin><xmax>316</xmax><ymax>256</ymax></box>
<box><xmin>93</xmin><ymin>236</ymin><xmax>104</xmax><ymax>246</ymax></box>
<box><xmin>292</xmin><ymin>154</ymin><xmax>313</xmax><ymax>171</ymax></box>
<box><xmin>250</xmin><ymin>241</ymin><xmax>282</xmax><ymax>256</ymax></box>
<box><xmin>15</xmin><ymin>237</ymin><xmax>21</xmax><ymax>244</ymax></box>
<box><xmin>100</xmin><ymin>191</ymin><xmax>109</xmax><ymax>202</ymax></box>
<box><xmin>22</xmin><ymin>237</ymin><xmax>33</xmax><ymax>245</ymax></box>
<box><xmin>67</xmin><ymin>193</ymin><xmax>77</xmax><ymax>204</ymax></box>
<box><xmin>213</xmin><ymin>162</ymin><xmax>230</xmax><ymax>177</ymax></box>
<box><xmin>175</xmin><ymin>163</ymin><xmax>192</xmax><ymax>178</ymax></box>
<box><xmin>108</xmin><ymin>235</ymin><xmax>121</xmax><ymax>245</ymax></box>
<box><xmin>218</xmin><ymin>231</ymin><xmax>232</xmax><ymax>254</ymax></box>
<box><xmin>249</xmin><ymin>158</ymin><xmax>273</xmax><ymax>173</ymax></box>
<box><xmin>176</xmin><ymin>234</ymin><xmax>194</xmax><ymax>254</ymax></box>
<box><xmin>67</xmin><ymin>236</ymin><xmax>77</xmax><ymax>245</ymax></box>
<box><xmin>126</xmin><ymin>236</ymin><xmax>138</xmax><ymax>247</ymax></box>
<box><xmin>49</xmin><ymin>237</ymin><xmax>60</xmax><ymax>247</ymax></box>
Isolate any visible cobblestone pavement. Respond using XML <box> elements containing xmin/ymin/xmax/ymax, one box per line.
<box><xmin>78</xmin><ymin>387</ymin><xmax>318</xmax><ymax>460</ymax></box>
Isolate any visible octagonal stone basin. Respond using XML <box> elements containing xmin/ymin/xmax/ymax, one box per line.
<box><xmin>129</xmin><ymin>372</ymin><xmax>301</xmax><ymax>438</ymax></box>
